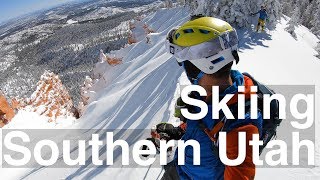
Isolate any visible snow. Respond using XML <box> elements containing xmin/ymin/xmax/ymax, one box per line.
<box><xmin>45</xmin><ymin>13</ymin><xmax>68</xmax><ymax>20</ymax></box>
<box><xmin>1</xmin><ymin>6</ymin><xmax>320</xmax><ymax>180</ymax></box>
<box><xmin>69</xmin><ymin>43</ymin><xmax>85</xmax><ymax>51</ymax></box>
<box><xmin>236</xmin><ymin>17</ymin><xmax>320</xmax><ymax>180</ymax></box>
<box><xmin>95</xmin><ymin>21</ymin><xmax>129</xmax><ymax>42</ymax></box>
<box><xmin>76</xmin><ymin>6</ymin><xmax>125</xmax><ymax>21</ymax></box>
<box><xmin>237</xmin><ymin>18</ymin><xmax>320</xmax><ymax>86</ymax></box>
<box><xmin>66</xmin><ymin>19</ymin><xmax>78</xmax><ymax>25</ymax></box>
<box><xmin>0</xmin><ymin>23</ymin><xmax>54</xmax><ymax>49</ymax></box>
<box><xmin>295</xmin><ymin>25</ymin><xmax>319</xmax><ymax>48</ymax></box>
<box><xmin>3</xmin><ymin>110</ymin><xmax>76</xmax><ymax>129</ymax></box>
<box><xmin>127</xmin><ymin>1</ymin><xmax>164</xmax><ymax>13</ymax></box>
<box><xmin>0</xmin><ymin>52</ymin><xmax>17</xmax><ymax>73</ymax></box>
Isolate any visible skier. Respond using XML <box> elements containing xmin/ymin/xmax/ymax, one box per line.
<box><xmin>158</xmin><ymin>16</ymin><xmax>264</xmax><ymax>179</ymax></box>
<box><xmin>251</xmin><ymin>6</ymin><xmax>269</xmax><ymax>32</ymax></box>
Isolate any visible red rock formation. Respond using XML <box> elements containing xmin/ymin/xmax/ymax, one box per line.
<box><xmin>1</xmin><ymin>71</ymin><xmax>80</xmax><ymax>127</ymax></box>
<box><xmin>10</xmin><ymin>97</ymin><xmax>25</xmax><ymax>110</ymax></box>
<box><xmin>143</xmin><ymin>23</ymin><xmax>155</xmax><ymax>34</ymax></box>
<box><xmin>100</xmin><ymin>49</ymin><xmax>123</xmax><ymax>66</ymax></box>
<box><xmin>0</xmin><ymin>92</ymin><xmax>15</xmax><ymax>127</ymax></box>
<box><xmin>129</xmin><ymin>21</ymin><xmax>135</xmax><ymax>30</ymax></box>
<box><xmin>128</xmin><ymin>33</ymin><xmax>137</xmax><ymax>44</ymax></box>
<box><xmin>27</xmin><ymin>71</ymin><xmax>76</xmax><ymax>121</ymax></box>
<box><xmin>105</xmin><ymin>55</ymin><xmax>123</xmax><ymax>66</ymax></box>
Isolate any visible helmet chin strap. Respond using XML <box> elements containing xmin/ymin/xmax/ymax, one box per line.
<box><xmin>191</xmin><ymin>71</ymin><xmax>205</xmax><ymax>85</ymax></box>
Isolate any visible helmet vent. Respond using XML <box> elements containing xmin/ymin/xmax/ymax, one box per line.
<box><xmin>183</xmin><ymin>29</ymin><xmax>194</xmax><ymax>33</ymax></box>
<box><xmin>175</xmin><ymin>33</ymin><xmax>180</xmax><ymax>40</ymax></box>
<box><xmin>211</xmin><ymin>57</ymin><xmax>225</xmax><ymax>64</ymax></box>
<box><xmin>199</xmin><ymin>29</ymin><xmax>210</xmax><ymax>34</ymax></box>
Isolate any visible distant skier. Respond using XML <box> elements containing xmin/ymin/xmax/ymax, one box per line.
<box><xmin>251</xmin><ymin>6</ymin><xmax>269</xmax><ymax>32</ymax></box>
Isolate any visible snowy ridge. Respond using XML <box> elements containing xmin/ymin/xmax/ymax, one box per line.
<box><xmin>1</xmin><ymin>6</ymin><xmax>320</xmax><ymax>180</ymax></box>
<box><xmin>1</xmin><ymin>7</ymin><xmax>190</xmax><ymax>179</ymax></box>
<box><xmin>75</xmin><ymin>6</ymin><xmax>125</xmax><ymax>22</ymax></box>
<box><xmin>79</xmin><ymin>7</ymin><xmax>189</xmax><ymax>130</ymax></box>
<box><xmin>3</xmin><ymin>71</ymin><xmax>77</xmax><ymax>129</ymax></box>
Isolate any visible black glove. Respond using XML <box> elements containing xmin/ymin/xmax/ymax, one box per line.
<box><xmin>156</xmin><ymin>123</ymin><xmax>185</xmax><ymax>140</ymax></box>
<box><xmin>142</xmin><ymin>137</ymin><xmax>159</xmax><ymax>157</ymax></box>
<box><xmin>141</xmin><ymin>123</ymin><xmax>185</xmax><ymax>157</ymax></box>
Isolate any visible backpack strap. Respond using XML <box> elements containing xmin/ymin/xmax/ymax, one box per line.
<box><xmin>199</xmin><ymin>101</ymin><xmax>251</xmax><ymax>143</ymax></box>
<box><xmin>199</xmin><ymin>118</ymin><xmax>225</xmax><ymax>142</ymax></box>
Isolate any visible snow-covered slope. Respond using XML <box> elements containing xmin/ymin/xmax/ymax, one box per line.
<box><xmin>2</xmin><ymin>7</ymin><xmax>320</xmax><ymax>180</ymax></box>
<box><xmin>235</xmin><ymin>19</ymin><xmax>320</xmax><ymax>180</ymax></box>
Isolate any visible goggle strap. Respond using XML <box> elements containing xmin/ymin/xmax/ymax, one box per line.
<box><xmin>193</xmin><ymin>71</ymin><xmax>205</xmax><ymax>85</ymax></box>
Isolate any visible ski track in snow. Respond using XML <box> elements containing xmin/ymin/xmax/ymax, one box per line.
<box><xmin>1</xmin><ymin>7</ymin><xmax>320</xmax><ymax>180</ymax></box>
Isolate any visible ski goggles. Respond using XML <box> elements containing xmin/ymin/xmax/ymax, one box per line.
<box><xmin>166</xmin><ymin>29</ymin><xmax>239</xmax><ymax>61</ymax></box>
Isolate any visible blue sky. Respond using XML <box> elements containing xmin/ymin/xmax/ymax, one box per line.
<box><xmin>0</xmin><ymin>0</ymin><xmax>80</xmax><ymax>23</ymax></box>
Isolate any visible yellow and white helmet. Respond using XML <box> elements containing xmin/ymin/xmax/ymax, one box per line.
<box><xmin>166</xmin><ymin>16</ymin><xmax>239</xmax><ymax>84</ymax></box>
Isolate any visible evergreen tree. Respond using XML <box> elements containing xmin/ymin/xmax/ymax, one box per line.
<box><xmin>205</xmin><ymin>0</ymin><xmax>281</xmax><ymax>28</ymax></box>
<box><xmin>311</xmin><ymin>1</ymin><xmax>320</xmax><ymax>36</ymax></box>
<box><xmin>177</xmin><ymin>0</ymin><xmax>185</xmax><ymax>6</ymax></box>
<box><xmin>186</xmin><ymin>0</ymin><xmax>201</xmax><ymax>15</ymax></box>
<box><xmin>295</xmin><ymin>0</ymin><xmax>309</xmax><ymax>26</ymax></box>
<box><xmin>203</xmin><ymin>0</ymin><xmax>218</xmax><ymax>16</ymax></box>
<box><xmin>280</xmin><ymin>0</ymin><xmax>319</xmax><ymax>37</ymax></box>
<box><xmin>193</xmin><ymin>0</ymin><xmax>207</xmax><ymax>15</ymax></box>
<box><xmin>286</xmin><ymin>6</ymin><xmax>301</xmax><ymax>38</ymax></box>
<box><xmin>265</xmin><ymin>0</ymin><xmax>282</xmax><ymax>24</ymax></box>
<box><xmin>281</xmin><ymin>0</ymin><xmax>295</xmax><ymax>17</ymax></box>
<box><xmin>302</xmin><ymin>3</ymin><xmax>314</xmax><ymax>28</ymax></box>
<box><xmin>229</xmin><ymin>0</ymin><xmax>249</xmax><ymax>27</ymax></box>
<box><xmin>316</xmin><ymin>42</ymin><xmax>320</xmax><ymax>58</ymax></box>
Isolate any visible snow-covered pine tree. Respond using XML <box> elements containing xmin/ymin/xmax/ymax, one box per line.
<box><xmin>296</xmin><ymin>0</ymin><xmax>310</xmax><ymax>25</ymax></box>
<box><xmin>184</xmin><ymin>0</ymin><xmax>190</xmax><ymax>8</ymax></box>
<box><xmin>286</xmin><ymin>6</ymin><xmax>301</xmax><ymax>38</ymax></box>
<box><xmin>281</xmin><ymin>0</ymin><xmax>295</xmax><ymax>17</ymax></box>
<box><xmin>316</xmin><ymin>42</ymin><xmax>320</xmax><ymax>58</ymax></box>
<box><xmin>229</xmin><ymin>0</ymin><xmax>249</xmax><ymax>27</ymax></box>
<box><xmin>214</xmin><ymin>0</ymin><xmax>232</xmax><ymax>22</ymax></box>
<box><xmin>280</xmin><ymin>0</ymin><xmax>319</xmax><ymax>37</ymax></box>
<box><xmin>182</xmin><ymin>0</ymin><xmax>281</xmax><ymax>28</ymax></box>
<box><xmin>177</xmin><ymin>0</ymin><xmax>185</xmax><ymax>6</ymax></box>
<box><xmin>193</xmin><ymin>0</ymin><xmax>206</xmax><ymax>15</ymax></box>
<box><xmin>264</xmin><ymin>0</ymin><xmax>282</xmax><ymax>24</ymax></box>
<box><xmin>185</xmin><ymin>0</ymin><xmax>201</xmax><ymax>15</ymax></box>
<box><xmin>203</xmin><ymin>0</ymin><xmax>218</xmax><ymax>16</ymax></box>
<box><xmin>311</xmin><ymin>1</ymin><xmax>320</xmax><ymax>36</ymax></box>
<box><xmin>164</xmin><ymin>0</ymin><xmax>173</xmax><ymax>8</ymax></box>
<box><xmin>210</xmin><ymin>0</ymin><xmax>280</xmax><ymax>28</ymax></box>
<box><xmin>300</xmin><ymin>0</ymin><xmax>315</xmax><ymax>29</ymax></box>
